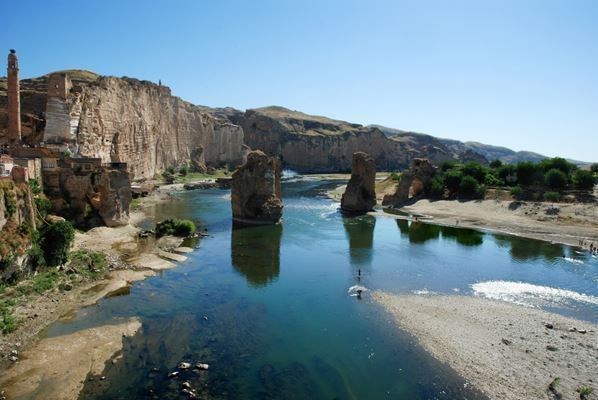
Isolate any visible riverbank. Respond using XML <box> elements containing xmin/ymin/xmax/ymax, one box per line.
<box><xmin>374</xmin><ymin>292</ymin><xmax>597</xmax><ymax>400</ymax></box>
<box><xmin>386</xmin><ymin>198</ymin><xmax>598</xmax><ymax>248</ymax></box>
<box><xmin>0</xmin><ymin>188</ymin><xmax>188</xmax><ymax>399</ymax></box>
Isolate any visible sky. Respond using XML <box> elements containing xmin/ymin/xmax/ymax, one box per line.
<box><xmin>1</xmin><ymin>0</ymin><xmax>597</xmax><ymax>162</ymax></box>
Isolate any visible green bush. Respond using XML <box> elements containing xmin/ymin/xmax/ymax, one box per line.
<box><xmin>516</xmin><ymin>161</ymin><xmax>541</xmax><ymax>185</ymax></box>
<box><xmin>39</xmin><ymin>221</ymin><xmax>75</xmax><ymax>266</ymax></box>
<box><xmin>497</xmin><ymin>164</ymin><xmax>516</xmax><ymax>185</ymax></box>
<box><xmin>3</xmin><ymin>191</ymin><xmax>17</xmax><ymax>217</ymax></box>
<box><xmin>155</xmin><ymin>218</ymin><xmax>196</xmax><ymax>237</ymax></box>
<box><xmin>429</xmin><ymin>177</ymin><xmax>445</xmax><ymax>198</ymax></box>
<box><xmin>459</xmin><ymin>175</ymin><xmax>480</xmax><ymax>198</ymax></box>
<box><xmin>444</xmin><ymin>169</ymin><xmax>463</xmax><ymax>194</ymax></box>
<box><xmin>69</xmin><ymin>250</ymin><xmax>108</xmax><ymax>280</ymax></box>
<box><xmin>0</xmin><ymin>300</ymin><xmax>17</xmax><ymax>334</ymax></box>
<box><xmin>572</xmin><ymin>169</ymin><xmax>595</xmax><ymax>190</ymax></box>
<box><xmin>462</xmin><ymin>162</ymin><xmax>487</xmax><ymax>183</ymax></box>
<box><xmin>591</xmin><ymin>163</ymin><xmax>598</xmax><ymax>173</ymax></box>
<box><xmin>544</xmin><ymin>191</ymin><xmax>561</xmax><ymax>202</ymax></box>
<box><xmin>28</xmin><ymin>179</ymin><xmax>42</xmax><ymax>195</ymax></box>
<box><xmin>544</xmin><ymin>168</ymin><xmax>568</xmax><ymax>190</ymax></box>
<box><xmin>34</xmin><ymin>196</ymin><xmax>52</xmax><ymax>218</ymax></box>
<box><xmin>389</xmin><ymin>172</ymin><xmax>401</xmax><ymax>181</ymax></box>
<box><xmin>165</xmin><ymin>166</ymin><xmax>176</xmax><ymax>175</ymax></box>
<box><xmin>179</xmin><ymin>165</ymin><xmax>189</xmax><ymax>176</ymax></box>
<box><xmin>489</xmin><ymin>159</ymin><xmax>503</xmax><ymax>169</ymax></box>
<box><xmin>540</xmin><ymin>157</ymin><xmax>574</xmax><ymax>174</ymax></box>
<box><xmin>484</xmin><ymin>172</ymin><xmax>502</xmax><ymax>186</ymax></box>
<box><xmin>510</xmin><ymin>186</ymin><xmax>523</xmax><ymax>198</ymax></box>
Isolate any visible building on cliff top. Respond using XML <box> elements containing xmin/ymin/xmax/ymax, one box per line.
<box><xmin>6</xmin><ymin>49</ymin><xmax>21</xmax><ymax>145</ymax></box>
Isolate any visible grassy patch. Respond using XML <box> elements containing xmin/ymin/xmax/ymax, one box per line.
<box><xmin>174</xmin><ymin>170</ymin><xmax>229</xmax><ymax>183</ymax></box>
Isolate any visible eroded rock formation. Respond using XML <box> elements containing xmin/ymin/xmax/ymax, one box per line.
<box><xmin>231</xmin><ymin>150</ymin><xmax>282</xmax><ymax>225</ymax></box>
<box><xmin>0</xmin><ymin>72</ymin><xmax>245</xmax><ymax>179</ymax></box>
<box><xmin>382</xmin><ymin>158</ymin><xmax>436</xmax><ymax>207</ymax></box>
<box><xmin>341</xmin><ymin>152</ymin><xmax>376</xmax><ymax>214</ymax></box>
<box><xmin>50</xmin><ymin>166</ymin><xmax>131</xmax><ymax>227</ymax></box>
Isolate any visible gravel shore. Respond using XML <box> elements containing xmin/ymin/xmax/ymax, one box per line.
<box><xmin>373</xmin><ymin>292</ymin><xmax>597</xmax><ymax>400</ymax></box>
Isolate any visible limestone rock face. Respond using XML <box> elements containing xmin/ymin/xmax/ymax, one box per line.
<box><xmin>382</xmin><ymin>158</ymin><xmax>436</xmax><ymax>207</ymax></box>
<box><xmin>341</xmin><ymin>152</ymin><xmax>377</xmax><ymax>214</ymax></box>
<box><xmin>59</xmin><ymin>167</ymin><xmax>131</xmax><ymax>227</ymax></box>
<box><xmin>231</xmin><ymin>150</ymin><xmax>282</xmax><ymax>225</ymax></box>
<box><xmin>0</xmin><ymin>73</ymin><xmax>245</xmax><ymax>179</ymax></box>
<box><xmin>238</xmin><ymin>107</ymin><xmax>408</xmax><ymax>173</ymax></box>
<box><xmin>76</xmin><ymin>77</ymin><xmax>245</xmax><ymax>179</ymax></box>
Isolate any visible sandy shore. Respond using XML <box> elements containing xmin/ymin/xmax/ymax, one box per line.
<box><xmin>0</xmin><ymin>189</ymin><xmax>190</xmax><ymax>399</ymax></box>
<box><xmin>390</xmin><ymin>199</ymin><xmax>598</xmax><ymax>247</ymax></box>
<box><xmin>374</xmin><ymin>292</ymin><xmax>597</xmax><ymax>400</ymax></box>
<box><xmin>0</xmin><ymin>318</ymin><xmax>141</xmax><ymax>400</ymax></box>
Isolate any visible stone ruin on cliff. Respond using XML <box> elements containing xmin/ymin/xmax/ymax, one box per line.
<box><xmin>341</xmin><ymin>152</ymin><xmax>377</xmax><ymax>214</ymax></box>
<box><xmin>382</xmin><ymin>158</ymin><xmax>436</xmax><ymax>207</ymax></box>
<box><xmin>231</xmin><ymin>150</ymin><xmax>283</xmax><ymax>225</ymax></box>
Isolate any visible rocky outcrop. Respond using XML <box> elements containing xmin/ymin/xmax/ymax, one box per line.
<box><xmin>231</xmin><ymin>150</ymin><xmax>282</xmax><ymax>225</ymax></box>
<box><xmin>341</xmin><ymin>152</ymin><xmax>376</xmax><ymax>214</ymax></box>
<box><xmin>0</xmin><ymin>72</ymin><xmax>246</xmax><ymax>180</ymax></box>
<box><xmin>0</xmin><ymin>179</ymin><xmax>37</xmax><ymax>280</ymax></box>
<box><xmin>52</xmin><ymin>167</ymin><xmax>131</xmax><ymax>227</ymax></box>
<box><xmin>382</xmin><ymin>158</ymin><xmax>436</xmax><ymax>207</ymax></box>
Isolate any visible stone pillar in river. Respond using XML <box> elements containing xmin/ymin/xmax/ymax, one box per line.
<box><xmin>231</xmin><ymin>150</ymin><xmax>283</xmax><ymax>225</ymax></box>
<box><xmin>341</xmin><ymin>152</ymin><xmax>376</xmax><ymax>214</ymax></box>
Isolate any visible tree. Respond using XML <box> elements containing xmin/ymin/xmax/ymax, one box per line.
<box><xmin>544</xmin><ymin>168</ymin><xmax>568</xmax><ymax>190</ymax></box>
<box><xmin>462</xmin><ymin>162</ymin><xmax>487</xmax><ymax>183</ymax></box>
<box><xmin>489</xmin><ymin>159</ymin><xmax>503</xmax><ymax>169</ymax></box>
<box><xmin>39</xmin><ymin>221</ymin><xmax>75</xmax><ymax>266</ymax></box>
<box><xmin>516</xmin><ymin>162</ymin><xmax>541</xmax><ymax>186</ymax></box>
<box><xmin>572</xmin><ymin>169</ymin><xmax>595</xmax><ymax>190</ymax></box>
<box><xmin>444</xmin><ymin>169</ymin><xmax>463</xmax><ymax>194</ymax></box>
<box><xmin>540</xmin><ymin>157</ymin><xmax>574</xmax><ymax>174</ymax></box>
<box><xmin>591</xmin><ymin>163</ymin><xmax>598</xmax><ymax>173</ymax></box>
<box><xmin>459</xmin><ymin>175</ymin><xmax>480</xmax><ymax>198</ymax></box>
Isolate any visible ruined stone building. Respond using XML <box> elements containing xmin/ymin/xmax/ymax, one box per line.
<box><xmin>6</xmin><ymin>50</ymin><xmax>21</xmax><ymax>145</ymax></box>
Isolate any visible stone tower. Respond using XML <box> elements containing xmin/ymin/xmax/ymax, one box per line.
<box><xmin>7</xmin><ymin>49</ymin><xmax>21</xmax><ymax>144</ymax></box>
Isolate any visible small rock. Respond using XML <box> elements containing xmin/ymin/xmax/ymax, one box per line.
<box><xmin>168</xmin><ymin>371</ymin><xmax>179</xmax><ymax>378</ymax></box>
<box><xmin>501</xmin><ymin>338</ymin><xmax>512</xmax><ymax>345</ymax></box>
<box><xmin>578</xmin><ymin>329</ymin><xmax>587</xmax><ymax>334</ymax></box>
<box><xmin>10</xmin><ymin>349</ymin><xmax>18</xmax><ymax>356</ymax></box>
<box><xmin>8</xmin><ymin>356</ymin><xmax>18</xmax><ymax>362</ymax></box>
<box><xmin>181</xmin><ymin>388</ymin><xmax>198</xmax><ymax>399</ymax></box>
<box><xmin>203</xmin><ymin>316</ymin><xmax>208</xmax><ymax>321</ymax></box>
<box><xmin>546</xmin><ymin>345</ymin><xmax>558</xmax><ymax>351</ymax></box>
<box><xmin>100</xmin><ymin>376</ymin><xmax>106</xmax><ymax>381</ymax></box>
<box><xmin>569</xmin><ymin>327</ymin><xmax>577</xmax><ymax>332</ymax></box>
<box><xmin>195</xmin><ymin>363</ymin><xmax>209</xmax><ymax>370</ymax></box>
<box><xmin>545</xmin><ymin>323</ymin><xmax>554</xmax><ymax>329</ymax></box>
<box><xmin>182</xmin><ymin>381</ymin><xmax>192</xmax><ymax>389</ymax></box>
<box><xmin>178</xmin><ymin>362</ymin><xmax>191</xmax><ymax>370</ymax></box>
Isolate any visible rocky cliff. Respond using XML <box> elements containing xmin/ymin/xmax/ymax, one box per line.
<box><xmin>0</xmin><ymin>71</ymin><xmax>245</xmax><ymax>179</ymax></box>
<box><xmin>0</xmin><ymin>179</ymin><xmax>37</xmax><ymax>280</ymax></box>
<box><xmin>230</xmin><ymin>106</ymin><xmax>409</xmax><ymax>172</ymax></box>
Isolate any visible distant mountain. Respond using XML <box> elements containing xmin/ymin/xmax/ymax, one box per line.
<box><xmin>371</xmin><ymin>124</ymin><xmax>590</xmax><ymax>165</ymax></box>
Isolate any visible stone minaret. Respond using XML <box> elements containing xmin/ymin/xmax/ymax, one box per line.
<box><xmin>7</xmin><ymin>49</ymin><xmax>21</xmax><ymax>144</ymax></box>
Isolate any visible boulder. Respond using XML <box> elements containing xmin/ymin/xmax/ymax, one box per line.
<box><xmin>382</xmin><ymin>158</ymin><xmax>436</xmax><ymax>207</ymax></box>
<box><xmin>340</xmin><ymin>152</ymin><xmax>376</xmax><ymax>214</ymax></box>
<box><xmin>231</xmin><ymin>150</ymin><xmax>282</xmax><ymax>225</ymax></box>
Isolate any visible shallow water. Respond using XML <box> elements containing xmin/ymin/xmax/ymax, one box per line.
<box><xmin>45</xmin><ymin>178</ymin><xmax>597</xmax><ymax>399</ymax></box>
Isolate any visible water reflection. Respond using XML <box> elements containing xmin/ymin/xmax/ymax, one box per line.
<box><xmin>231</xmin><ymin>224</ymin><xmax>283</xmax><ymax>287</ymax></box>
<box><xmin>396</xmin><ymin>220</ymin><xmax>440</xmax><ymax>244</ymax></box>
<box><xmin>440</xmin><ymin>226</ymin><xmax>483</xmax><ymax>247</ymax></box>
<box><xmin>343</xmin><ymin>215</ymin><xmax>376</xmax><ymax>265</ymax></box>
<box><xmin>494</xmin><ymin>234</ymin><xmax>564</xmax><ymax>262</ymax></box>
<box><xmin>396</xmin><ymin>220</ymin><xmax>483</xmax><ymax>246</ymax></box>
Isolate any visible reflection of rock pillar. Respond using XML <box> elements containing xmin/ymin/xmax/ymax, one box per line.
<box><xmin>343</xmin><ymin>215</ymin><xmax>376</xmax><ymax>265</ymax></box>
<box><xmin>7</xmin><ymin>50</ymin><xmax>21</xmax><ymax>144</ymax></box>
<box><xmin>231</xmin><ymin>224</ymin><xmax>283</xmax><ymax>287</ymax></box>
